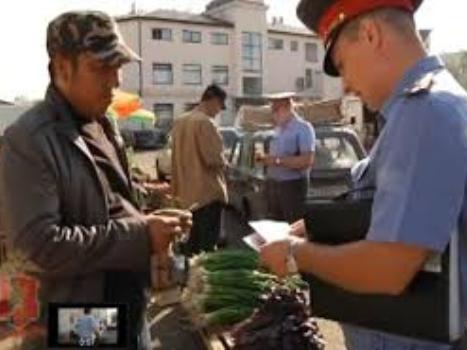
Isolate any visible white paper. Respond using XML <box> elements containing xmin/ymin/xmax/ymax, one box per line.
<box><xmin>242</xmin><ymin>232</ymin><xmax>267</xmax><ymax>252</ymax></box>
<box><xmin>243</xmin><ymin>220</ymin><xmax>291</xmax><ymax>251</ymax></box>
<box><xmin>248</xmin><ymin>220</ymin><xmax>291</xmax><ymax>243</ymax></box>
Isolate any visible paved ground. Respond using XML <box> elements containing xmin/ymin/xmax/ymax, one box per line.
<box><xmin>148</xmin><ymin>303</ymin><xmax>206</xmax><ymax>350</ymax></box>
<box><xmin>132</xmin><ymin>150</ymin><xmax>160</xmax><ymax>178</ymax></box>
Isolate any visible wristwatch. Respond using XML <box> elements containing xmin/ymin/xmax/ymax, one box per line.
<box><xmin>275</xmin><ymin>157</ymin><xmax>281</xmax><ymax>166</ymax></box>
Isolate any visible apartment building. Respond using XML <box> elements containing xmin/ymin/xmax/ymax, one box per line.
<box><xmin>117</xmin><ymin>0</ymin><xmax>343</xmax><ymax>128</ymax></box>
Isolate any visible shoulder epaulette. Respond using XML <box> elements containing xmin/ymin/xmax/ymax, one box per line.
<box><xmin>404</xmin><ymin>71</ymin><xmax>436</xmax><ymax>96</ymax></box>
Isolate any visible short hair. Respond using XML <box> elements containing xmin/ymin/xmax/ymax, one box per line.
<box><xmin>84</xmin><ymin>307</ymin><xmax>92</xmax><ymax>315</ymax></box>
<box><xmin>340</xmin><ymin>7</ymin><xmax>416</xmax><ymax>41</ymax></box>
<box><xmin>201</xmin><ymin>84</ymin><xmax>227</xmax><ymax>103</ymax></box>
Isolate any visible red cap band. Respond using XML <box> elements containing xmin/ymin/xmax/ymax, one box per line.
<box><xmin>318</xmin><ymin>0</ymin><xmax>414</xmax><ymax>43</ymax></box>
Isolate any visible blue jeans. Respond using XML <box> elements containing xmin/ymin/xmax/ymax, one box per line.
<box><xmin>342</xmin><ymin>324</ymin><xmax>463</xmax><ymax>350</ymax></box>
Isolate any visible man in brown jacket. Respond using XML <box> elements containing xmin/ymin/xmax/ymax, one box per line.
<box><xmin>171</xmin><ymin>85</ymin><xmax>228</xmax><ymax>255</ymax></box>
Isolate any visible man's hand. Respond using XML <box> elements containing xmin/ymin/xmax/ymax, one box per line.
<box><xmin>144</xmin><ymin>181</ymin><xmax>171</xmax><ymax>197</ymax></box>
<box><xmin>151</xmin><ymin>209</ymin><xmax>193</xmax><ymax>238</ymax></box>
<box><xmin>256</xmin><ymin>153</ymin><xmax>276</xmax><ymax>167</ymax></box>
<box><xmin>147</xmin><ymin>215</ymin><xmax>187</xmax><ymax>254</ymax></box>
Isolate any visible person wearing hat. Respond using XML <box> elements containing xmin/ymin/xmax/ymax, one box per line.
<box><xmin>260</xmin><ymin>0</ymin><xmax>467</xmax><ymax>349</ymax></box>
<box><xmin>0</xmin><ymin>11</ymin><xmax>191</xmax><ymax>349</ymax></box>
<box><xmin>171</xmin><ymin>84</ymin><xmax>228</xmax><ymax>255</ymax></box>
<box><xmin>257</xmin><ymin>92</ymin><xmax>315</xmax><ymax>223</ymax></box>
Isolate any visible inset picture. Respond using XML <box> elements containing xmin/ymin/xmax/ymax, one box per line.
<box><xmin>49</xmin><ymin>304</ymin><xmax>126</xmax><ymax>348</ymax></box>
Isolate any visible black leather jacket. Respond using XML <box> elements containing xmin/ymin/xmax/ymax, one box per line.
<box><xmin>0</xmin><ymin>85</ymin><xmax>151</xmax><ymax>307</ymax></box>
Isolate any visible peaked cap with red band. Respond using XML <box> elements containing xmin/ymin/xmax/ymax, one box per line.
<box><xmin>296</xmin><ymin>0</ymin><xmax>424</xmax><ymax>76</ymax></box>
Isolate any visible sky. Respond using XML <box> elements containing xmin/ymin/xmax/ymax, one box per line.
<box><xmin>0</xmin><ymin>0</ymin><xmax>466</xmax><ymax>102</ymax></box>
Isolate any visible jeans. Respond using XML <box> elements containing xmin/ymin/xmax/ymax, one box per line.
<box><xmin>342</xmin><ymin>324</ymin><xmax>465</xmax><ymax>350</ymax></box>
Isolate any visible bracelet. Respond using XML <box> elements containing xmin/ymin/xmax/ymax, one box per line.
<box><xmin>286</xmin><ymin>240</ymin><xmax>299</xmax><ymax>274</ymax></box>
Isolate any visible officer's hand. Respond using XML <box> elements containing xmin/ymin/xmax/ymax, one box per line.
<box><xmin>147</xmin><ymin>215</ymin><xmax>183</xmax><ymax>254</ymax></box>
<box><xmin>259</xmin><ymin>239</ymin><xmax>291</xmax><ymax>278</ymax></box>
<box><xmin>290</xmin><ymin>219</ymin><xmax>307</xmax><ymax>238</ymax></box>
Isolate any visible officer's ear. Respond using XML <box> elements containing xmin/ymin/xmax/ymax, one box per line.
<box><xmin>358</xmin><ymin>16</ymin><xmax>384</xmax><ymax>54</ymax></box>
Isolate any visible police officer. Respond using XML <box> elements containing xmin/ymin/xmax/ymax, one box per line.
<box><xmin>257</xmin><ymin>92</ymin><xmax>315</xmax><ymax>223</ymax></box>
<box><xmin>260</xmin><ymin>0</ymin><xmax>467</xmax><ymax>349</ymax></box>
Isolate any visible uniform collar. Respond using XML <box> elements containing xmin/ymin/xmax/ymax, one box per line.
<box><xmin>380</xmin><ymin>56</ymin><xmax>444</xmax><ymax>122</ymax></box>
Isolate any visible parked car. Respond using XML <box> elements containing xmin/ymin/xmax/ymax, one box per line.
<box><xmin>121</xmin><ymin>128</ymin><xmax>167</xmax><ymax>150</ymax></box>
<box><xmin>220</xmin><ymin>126</ymin><xmax>242</xmax><ymax>159</ymax></box>
<box><xmin>154</xmin><ymin>126</ymin><xmax>242</xmax><ymax>180</ymax></box>
<box><xmin>120</xmin><ymin>128</ymin><xmax>136</xmax><ymax>148</ymax></box>
<box><xmin>226</xmin><ymin>124</ymin><xmax>367</xmax><ymax>220</ymax></box>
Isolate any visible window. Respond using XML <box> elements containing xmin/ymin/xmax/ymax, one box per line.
<box><xmin>305</xmin><ymin>42</ymin><xmax>319</xmax><ymax>62</ymax></box>
<box><xmin>291</xmin><ymin>40</ymin><xmax>298</xmax><ymax>52</ymax></box>
<box><xmin>183</xmin><ymin>64</ymin><xmax>202</xmax><ymax>85</ymax></box>
<box><xmin>230</xmin><ymin>141</ymin><xmax>242</xmax><ymax>167</ymax></box>
<box><xmin>242</xmin><ymin>32</ymin><xmax>262</xmax><ymax>72</ymax></box>
<box><xmin>314</xmin><ymin>136</ymin><xmax>359</xmax><ymax>170</ymax></box>
<box><xmin>152</xmin><ymin>28</ymin><xmax>172</xmax><ymax>41</ymax></box>
<box><xmin>183</xmin><ymin>30</ymin><xmax>202</xmax><ymax>43</ymax></box>
<box><xmin>268</xmin><ymin>38</ymin><xmax>283</xmax><ymax>50</ymax></box>
<box><xmin>211</xmin><ymin>32</ymin><xmax>229</xmax><ymax>45</ymax></box>
<box><xmin>152</xmin><ymin>63</ymin><xmax>173</xmax><ymax>85</ymax></box>
<box><xmin>253</xmin><ymin>141</ymin><xmax>267</xmax><ymax>176</ymax></box>
<box><xmin>243</xmin><ymin>77</ymin><xmax>262</xmax><ymax>96</ymax></box>
<box><xmin>296</xmin><ymin>77</ymin><xmax>305</xmax><ymax>91</ymax></box>
<box><xmin>212</xmin><ymin>65</ymin><xmax>229</xmax><ymax>86</ymax></box>
<box><xmin>305</xmin><ymin>69</ymin><xmax>313</xmax><ymax>89</ymax></box>
<box><xmin>154</xmin><ymin>104</ymin><xmax>174</xmax><ymax>129</ymax></box>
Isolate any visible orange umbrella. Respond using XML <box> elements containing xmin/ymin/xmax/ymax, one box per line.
<box><xmin>110</xmin><ymin>90</ymin><xmax>142</xmax><ymax>118</ymax></box>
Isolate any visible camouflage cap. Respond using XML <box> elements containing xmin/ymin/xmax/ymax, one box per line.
<box><xmin>46</xmin><ymin>11</ymin><xmax>141</xmax><ymax>66</ymax></box>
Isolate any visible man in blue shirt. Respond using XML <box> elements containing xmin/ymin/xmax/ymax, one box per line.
<box><xmin>257</xmin><ymin>92</ymin><xmax>315</xmax><ymax>223</ymax></box>
<box><xmin>260</xmin><ymin>0</ymin><xmax>467</xmax><ymax>349</ymax></box>
<box><xmin>74</xmin><ymin>308</ymin><xmax>101</xmax><ymax>346</ymax></box>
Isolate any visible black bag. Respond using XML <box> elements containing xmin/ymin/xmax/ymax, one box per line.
<box><xmin>302</xmin><ymin>189</ymin><xmax>463</xmax><ymax>343</ymax></box>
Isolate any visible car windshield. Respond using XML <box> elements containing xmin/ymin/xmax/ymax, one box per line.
<box><xmin>221</xmin><ymin>130</ymin><xmax>239</xmax><ymax>159</ymax></box>
<box><xmin>314</xmin><ymin>134</ymin><xmax>360</xmax><ymax>170</ymax></box>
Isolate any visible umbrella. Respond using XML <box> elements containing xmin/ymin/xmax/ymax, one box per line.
<box><xmin>109</xmin><ymin>90</ymin><xmax>142</xmax><ymax>118</ymax></box>
<box><xmin>106</xmin><ymin>90</ymin><xmax>157</xmax><ymax>125</ymax></box>
<box><xmin>124</xmin><ymin>108</ymin><xmax>156</xmax><ymax>123</ymax></box>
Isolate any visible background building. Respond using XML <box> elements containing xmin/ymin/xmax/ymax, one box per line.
<box><xmin>442</xmin><ymin>51</ymin><xmax>467</xmax><ymax>91</ymax></box>
<box><xmin>117</xmin><ymin>0</ymin><xmax>343</xmax><ymax>128</ymax></box>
